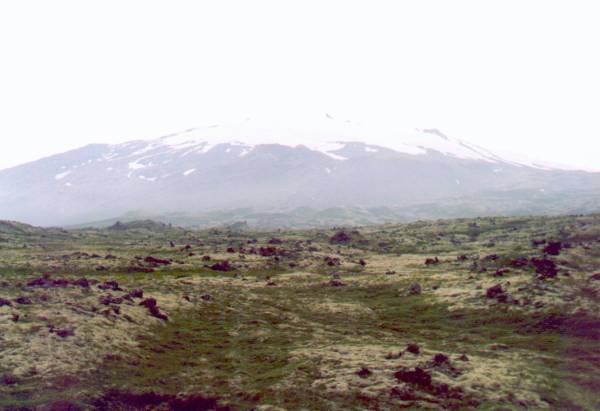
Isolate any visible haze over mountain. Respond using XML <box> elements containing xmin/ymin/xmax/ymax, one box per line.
<box><xmin>2</xmin><ymin>117</ymin><xmax>599</xmax><ymax>227</ymax></box>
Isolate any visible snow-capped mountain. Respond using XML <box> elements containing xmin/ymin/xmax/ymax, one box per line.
<box><xmin>1</xmin><ymin>119</ymin><xmax>599</xmax><ymax>226</ymax></box>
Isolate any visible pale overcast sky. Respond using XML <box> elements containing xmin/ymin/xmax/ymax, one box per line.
<box><xmin>0</xmin><ymin>0</ymin><xmax>599</xmax><ymax>170</ymax></box>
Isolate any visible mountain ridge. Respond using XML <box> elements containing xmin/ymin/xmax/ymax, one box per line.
<box><xmin>1</xmin><ymin>121</ymin><xmax>599</xmax><ymax>226</ymax></box>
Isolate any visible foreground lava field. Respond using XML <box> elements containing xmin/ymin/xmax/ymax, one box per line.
<box><xmin>1</xmin><ymin>215</ymin><xmax>600</xmax><ymax>410</ymax></box>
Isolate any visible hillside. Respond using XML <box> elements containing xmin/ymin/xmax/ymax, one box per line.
<box><xmin>1</xmin><ymin>121</ymin><xmax>599</xmax><ymax>226</ymax></box>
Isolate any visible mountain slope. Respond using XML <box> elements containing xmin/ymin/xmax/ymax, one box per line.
<box><xmin>1</xmin><ymin>120</ymin><xmax>599</xmax><ymax>226</ymax></box>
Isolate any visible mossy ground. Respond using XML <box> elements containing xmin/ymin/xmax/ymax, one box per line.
<box><xmin>1</xmin><ymin>215</ymin><xmax>599</xmax><ymax>410</ymax></box>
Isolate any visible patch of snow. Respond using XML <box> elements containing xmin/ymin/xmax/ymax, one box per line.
<box><xmin>128</xmin><ymin>160</ymin><xmax>149</xmax><ymax>170</ymax></box>
<box><xmin>183</xmin><ymin>168</ymin><xmax>196</xmax><ymax>176</ymax></box>
<box><xmin>365</xmin><ymin>147</ymin><xmax>378</xmax><ymax>153</ymax></box>
<box><xmin>139</xmin><ymin>175</ymin><xmax>157</xmax><ymax>182</ymax></box>
<box><xmin>55</xmin><ymin>171</ymin><xmax>71</xmax><ymax>180</ymax></box>
<box><xmin>239</xmin><ymin>148</ymin><xmax>253</xmax><ymax>157</ymax></box>
<box><xmin>455</xmin><ymin>179</ymin><xmax>461</xmax><ymax>185</ymax></box>
<box><xmin>325</xmin><ymin>168</ymin><xmax>332</xmax><ymax>174</ymax></box>
<box><xmin>65</xmin><ymin>182</ymin><xmax>72</xmax><ymax>187</ymax></box>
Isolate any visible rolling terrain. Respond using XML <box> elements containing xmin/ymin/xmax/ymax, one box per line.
<box><xmin>1</xmin><ymin>214</ymin><xmax>600</xmax><ymax>410</ymax></box>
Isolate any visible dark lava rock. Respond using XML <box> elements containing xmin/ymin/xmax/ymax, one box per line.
<box><xmin>324</xmin><ymin>256</ymin><xmax>341</xmax><ymax>266</ymax></box>
<box><xmin>531</xmin><ymin>258</ymin><xmax>558</xmax><ymax>279</ymax></box>
<box><xmin>226</xmin><ymin>247</ymin><xmax>236</xmax><ymax>253</ymax></box>
<box><xmin>259</xmin><ymin>247</ymin><xmax>278</xmax><ymax>257</ymax></box>
<box><xmin>72</xmin><ymin>278</ymin><xmax>90</xmax><ymax>288</ymax></box>
<box><xmin>356</xmin><ymin>367</ymin><xmax>373</xmax><ymax>378</ymax></box>
<box><xmin>327</xmin><ymin>279</ymin><xmax>346</xmax><ymax>287</ymax></box>
<box><xmin>268</xmin><ymin>238</ymin><xmax>283</xmax><ymax>245</ymax></box>
<box><xmin>458</xmin><ymin>354</ymin><xmax>469</xmax><ymax>362</ymax></box>
<box><xmin>425</xmin><ymin>257</ymin><xmax>440</xmax><ymax>266</ymax></box>
<box><xmin>139</xmin><ymin>298</ymin><xmax>168</xmax><ymax>321</ymax></box>
<box><xmin>100</xmin><ymin>294</ymin><xmax>123</xmax><ymax>306</ymax></box>
<box><xmin>144</xmin><ymin>256</ymin><xmax>171</xmax><ymax>266</ymax></box>
<box><xmin>330</xmin><ymin>231</ymin><xmax>351</xmax><ymax>244</ymax></box>
<box><xmin>202</xmin><ymin>255</ymin><xmax>212</xmax><ymax>261</ymax></box>
<box><xmin>127</xmin><ymin>289</ymin><xmax>144</xmax><ymax>299</ymax></box>
<box><xmin>54</xmin><ymin>329</ymin><xmax>75</xmax><ymax>338</ymax></box>
<box><xmin>0</xmin><ymin>297</ymin><xmax>12</xmax><ymax>307</ymax></box>
<box><xmin>390</xmin><ymin>386</ymin><xmax>416</xmax><ymax>401</ymax></box>
<box><xmin>494</xmin><ymin>268</ymin><xmax>510</xmax><ymax>277</ymax></box>
<box><xmin>406</xmin><ymin>344</ymin><xmax>420</xmax><ymax>355</ymax></box>
<box><xmin>486</xmin><ymin>284</ymin><xmax>504</xmax><ymax>299</ymax></box>
<box><xmin>95</xmin><ymin>265</ymin><xmax>108</xmax><ymax>271</ymax></box>
<box><xmin>358</xmin><ymin>259</ymin><xmax>367</xmax><ymax>266</ymax></box>
<box><xmin>408</xmin><ymin>283</ymin><xmax>422</xmax><ymax>295</ymax></box>
<box><xmin>433</xmin><ymin>353</ymin><xmax>449</xmax><ymax>365</ymax></box>
<box><xmin>15</xmin><ymin>297</ymin><xmax>32</xmax><ymax>305</ymax></box>
<box><xmin>1</xmin><ymin>374</ymin><xmax>18</xmax><ymax>386</ymax></box>
<box><xmin>510</xmin><ymin>257</ymin><xmax>529</xmax><ymax>268</ymax></box>
<box><xmin>105</xmin><ymin>254</ymin><xmax>117</xmax><ymax>260</ymax></box>
<box><xmin>431</xmin><ymin>284</ymin><xmax>440</xmax><ymax>290</ymax></box>
<box><xmin>210</xmin><ymin>261</ymin><xmax>234</xmax><ymax>272</ymax></box>
<box><xmin>394</xmin><ymin>367</ymin><xmax>432</xmax><ymax>387</ymax></box>
<box><xmin>484</xmin><ymin>254</ymin><xmax>499</xmax><ymax>261</ymax></box>
<box><xmin>98</xmin><ymin>280</ymin><xmax>122</xmax><ymax>291</ymax></box>
<box><xmin>543</xmin><ymin>241</ymin><xmax>563</xmax><ymax>256</ymax></box>
<box><xmin>590</xmin><ymin>273</ymin><xmax>600</xmax><ymax>281</ymax></box>
<box><xmin>457</xmin><ymin>255</ymin><xmax>469</xmax><ymax>261</ymax></box>
<box><xmin>201</xmin><ymin>294</ymin><xmax>213</xmax><ymax>302</ymax></box>
<box><xmin>94</xmin><ymin>389</ymin><xmax>228</xmax><ymax>411</ymax></box>
<box><xmin>532</xmin><ymin>239</ymin><xmax>547</xmax><ymax>247</ymax></box>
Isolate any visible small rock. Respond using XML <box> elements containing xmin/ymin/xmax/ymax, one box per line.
<box><xmin>408</xmin><ymin>283</ymin><xmax>422</xmax><ymax>295</ymax></box>
<box><xmin>406</xmin><ymin>344</ymin><xmax>420</xmax><ymax>355</ymax></box>
<box><xmin>356</xmin><ymin>367</ymin><xmax>373</xmax><ymax>378</ymax></box>
<box><xmin>433</xmin><ymin>353</ymin><xmax>449</xmax><ymax>365</ymax></box>
<box><xmin>15</xmin><ymin>297</ymin><xmax>32</xmax><ymax>305</ymax></box>
<box><xmin>394</xmin><ymin>367</ymin><xmax>432</xmax><ymax>387</ymax></box>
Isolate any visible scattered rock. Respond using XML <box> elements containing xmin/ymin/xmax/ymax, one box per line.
<box><xmin>139</xmin><ymin>298</ymin><xmax>168</xmax><ymax>321</ymax></box>
<box><xmin>330</xmin><ymin>231</ymin><xmax>351</xmax><ymax>244</ymax></box>
<box><xmin>356</xmin><ymin>367</ymin><xmax>373</xmax><ymax>378</ymax></box>
<box><xmin>486</xmin><ymin>284</ymin><xmax>504</xmax><ymax>299</ymax></box>
<box><xmin>98</xmin><ymin>280</ymin><xmax>122</xmax><ymax>291</ymax></box>
<box><xmin>327</xmin><ymin>279</ymin><xmax>346</xmax><ymax>287</ymax></box>
<box><xmin>433</xmin><ymin>353</ymin><xmax>449</xmax><ymax>365</ymax></box>
<box><xmin>324</xmin><ymin>256</ymin><xmax>341</xmax><ymax>266</ymax></box>
<box><xmin>0</xmin><ymin>297</ymin><xmax>12</xmax><ymax>307</ymax></box>
<box><xmin>543</xmin><ymin>241</ymin><xmax>562</xmax><ymax>256</ymax></box>
<box><xmin>406</xmin><ymin>344</ymin><xmax>420</xmax><ymax>355</ymax></box>
<box><xmin>144</xmin><ymin>256</ymin><xmax>171</xmax><ymax>266</ymax></box>
<box><xmin>1</xmin><ymin>374</ymin><xmax>18</xmax><ymax>386</ymax></box>
<box><xmin>394</xmin><ymin>367</ymin><xmax>432</xmax><ymax>387</ymax></box>
<box><xmin>210</xmin><ymin>261</ymin><xmax>234</xmax><ymax>272</ymax></box>
<box><xmin>15</xmin><ymin>296</ymin><xmax>32</xmax><ymax>305</ymax></box>
<box><xmin>425</xmin><ymin>257</ymin><xmax>440</xmax><ymax>266</ymax></box>
<box><xmin>408</xmin><ymin>283</ymin><xmax>422</xmax><ymax>295</ymax></box>
<box><xmin>531</xmin><ymin>258</ymin><xmax>558</xmax><ymax>279</ymax></box>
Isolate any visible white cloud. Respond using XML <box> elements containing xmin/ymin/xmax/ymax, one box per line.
<box><xmin>0</xmin><ymin>0</ymin><xmax>598</xmax><ymax>170</ymax></box>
